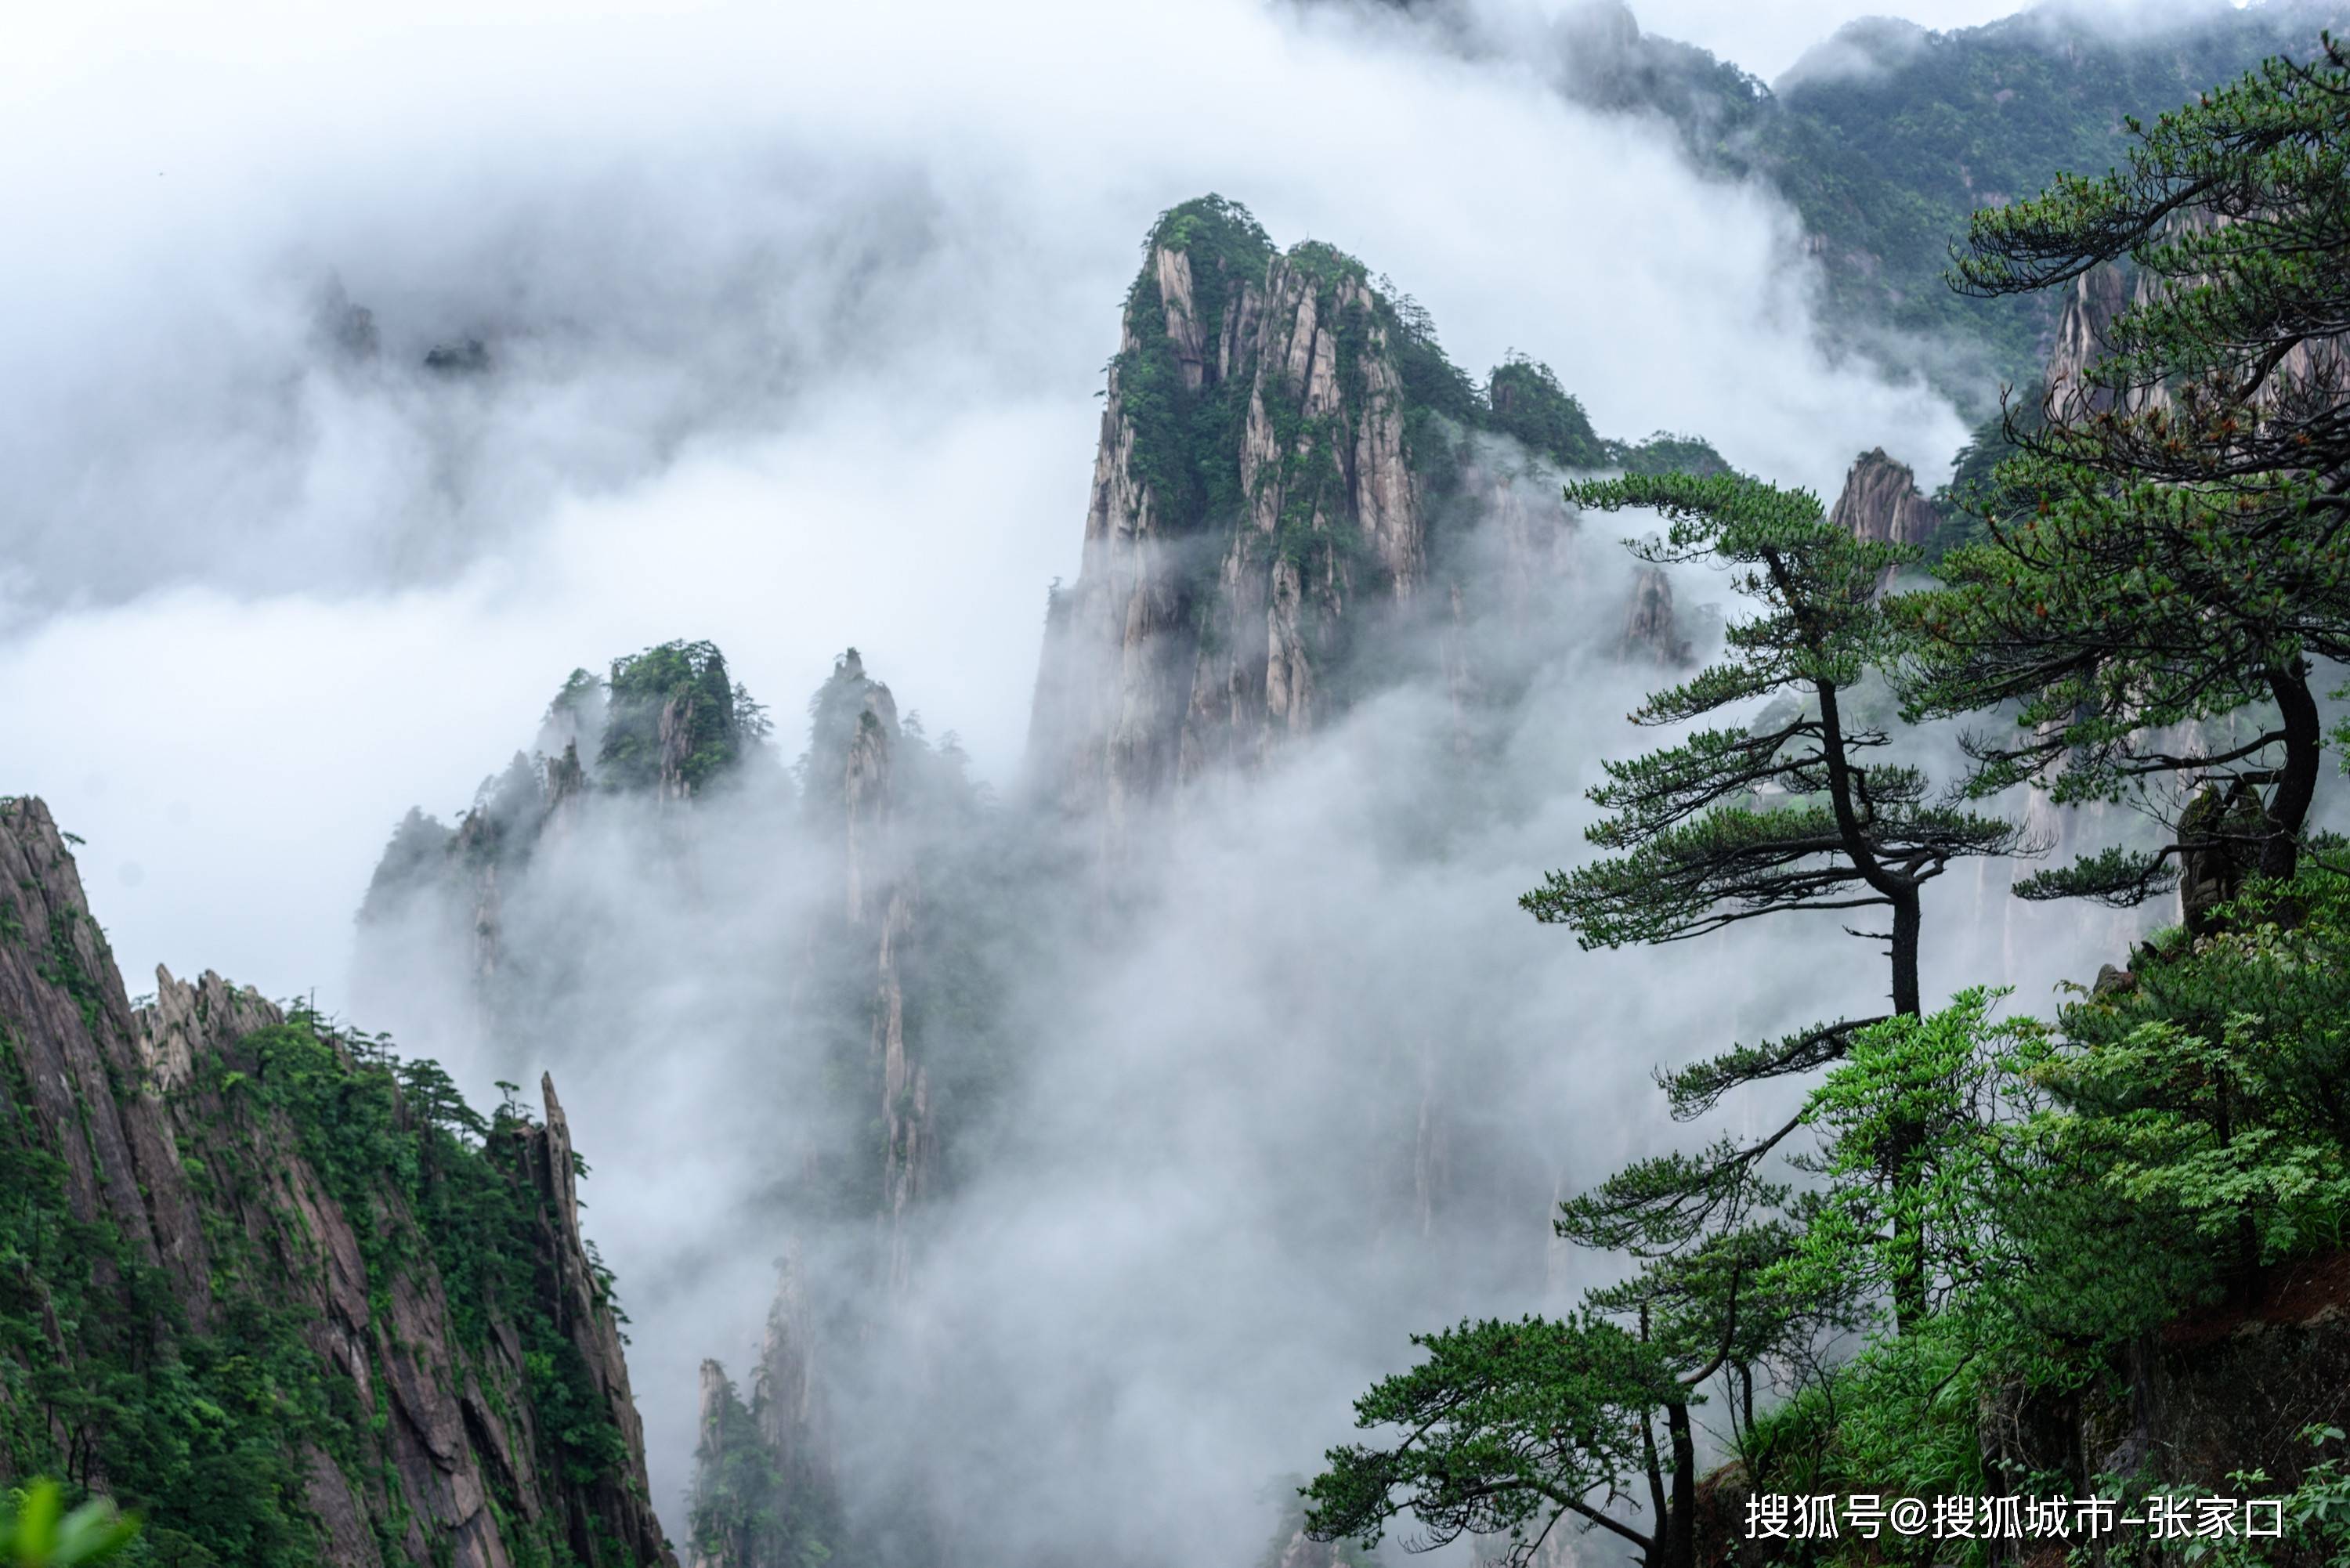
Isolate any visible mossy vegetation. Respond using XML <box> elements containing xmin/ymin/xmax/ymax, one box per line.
<box><xmin>685</xmin><ymin>1364</ymin><xmax>848</xmax><ymax>1568</ymax></box>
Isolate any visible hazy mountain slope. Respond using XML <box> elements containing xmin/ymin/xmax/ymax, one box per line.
<box><xmin>1753</xmin><ymin>0</ymin><xmax>2350</xmax><ymax>382</ymax></box>
<box><xmin>1365</xmin><ymin>0</ymin><xmax>2350</xmax><ymax>399</ymax></box>
<box><xmin>1026</xmin><ymin>195</ymin><xmax>1714</xmax><ymax>846</ymax></box>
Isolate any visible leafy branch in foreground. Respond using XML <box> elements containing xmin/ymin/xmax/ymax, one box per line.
<box><xmin>0</xmin><ymin>1482</ymin><xmax>139</xmax><ymax>1566</ymax></box>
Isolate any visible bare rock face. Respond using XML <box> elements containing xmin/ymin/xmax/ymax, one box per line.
<box><xmin>1027</xmin><ymin>199</ymin><xmax>1593</xmax><ymax>852</ymax></box>
<box><xmin>1029</xmin><ymin>208</ymin><xmax>1431</xmax><ymax>847</ymax></box>
<box><xmin>1828</xmin><ymin>447</ymin><xmax>1943</xmax><ymax>558</ymax></box>
<box><xmin>2045</xmin><ymin>225</ymin><xmax>2347</xmax><ymax>422</ymax></box>
<box><xmin>2046</xmin><ymin>261</ymin><xmax>2134</xmax><ymax>415</ymax></box>
<box><xmin>801</xmin><ymin>650</ymin><xmax>932</xmax><ymax>1288</ymax></box>
<box><xmin>0</xmin><ymin>796</ymin><xmax>675</xmax><ymax>1566</ymax></box>
<box><xmin>684</xmin><ymin>1258</ymin><xmax>844</xmax><ymax>1568</ymax></box>
<box><xmin>1618</xmin><ymin>565</ymin><xmax>1692</xmax><ymax>665</ymax></box>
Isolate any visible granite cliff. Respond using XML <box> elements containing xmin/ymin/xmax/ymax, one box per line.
<box><xmin>1828</xmin><ymin>447</ymin><xmax>1943</xmax><ymax>558</ymax></box>
<box><xmin>0</xmin><ymin>797</ymin><xmax>673</xmax><ymax>1566</ymax></box>
<box><xmin>1026</xmin><ymin>196</ymin><xmax>1712</xmax><ymax>846</ymax></box>
<box><xmin>355</xmin><ymin>641</ymin><xmax>1012</xmax><ymax>1568</ymax></box>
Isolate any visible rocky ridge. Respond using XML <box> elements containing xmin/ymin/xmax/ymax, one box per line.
<box><xmin>356</xmin><ymin>642</ymin><xmax>998</xmax><ymax>1568</ymax></box>
<box><xmin>1027</xmin><ymin>196</ymin><xmax>1712</xmax><ymax>848</ymax></box>
<box><xmin>0</xmin><ymin>796</ymin><xmax>673</xmax><ymax>1566</ymax></box>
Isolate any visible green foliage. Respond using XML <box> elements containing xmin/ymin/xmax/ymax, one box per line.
<box><xmin>1607</xmin><ymin>432</ymin><xmax>1736</xmax><ymax>480</ymax></box>
<box><xmin>1734</xmin><ymin>916</ymin><xmax>2350</xmax><ymax>1540</ymax></box>
<box><xmin>2189</xmin><ymin>1426</ymin><xmax>2350</xmax><ymax>1567</ymax></box>
<box><xmin>1558</xmin><ymin>3</ymin><xmax>2345</xmax><ymax>396</ymax></box>
<box><xmin>1319</xmin><ymin>38</ymin><xmax>2350</xmax><ymax>1565</ymax></box>
<box><xmin>1</xmin><ymin>1004</ymin><xmax>634</xmax><ymax>1566</ymax></box>
<box><xmin>1526</xmin><ymin>471</ymin><xmax>2019</xmax><ymax>967</ymax></box>
<box><xmin>599</xmin><ymin>639</ymin><xmax>762</xmax><ymax>796</ymax></box>
<box><xmin>544</xmin><ymin>667</ymin><xmax>602</xmax><ymax>733</ymax></box>
<box><xmin>34</xmin><ymin>910</ymin><xmax>107</xmax><ymax>1038</ymax></box>
<box><xmin>1303</xmin><ymin>1313</ymin><xmax>1678</xmax><ymax>1562</ymax></box>
<box><xmin>1378</xmin><ymin>287</ymin><xmax>1480</xmax><ymax>432</ymax></box>
<box><xmin>1116</xmin><ymin>196</ymin><xmax>1276</xmax><ymax>533</ymax></box>
<box><xmin>1116</xmin><ymin>195</ymin><xmax>1735</xmax><ymax>599</ymax></box>
<box><xmin>356</xmin><ymin>807</ymin><xmax>455</xmax><ymax>923</ymax></box>
<box><xmin>2</xmin><ymin>1032</ymin><xmax>321</xmax><ymax>1563</ymax></box>
<box><xmin>0</xmin><ymin>1480</ymin><xmax>139</xmax><ymax>1566</ymax></box>
<box><xmin>1772</xmin><ymin>991</ymin><xmax>2058</xmax><ymax>1324</ymax></box>
<box><xmin>1904</xmin><ymin>37</ymin><xmax>2350</xmax><ymax>891</ymax></box>
<box><xmin>1922</xmin><ymin>388</ymin><xmax>2044</xmax><ymax>567</ymax></box>
<box><xmin>1488</xmin><ymin>356</ymin><xmax>1608</xmax><ymax>470</ymax></box>
<box><xmin>2052</xmin><ymin>868</ymin><xmax>2350</xmax><ymax>1261</ymax></box>
<box><xmin>685</xmin><ymin>1364</ymin><xmax>844</xmax><ymax>1568</ymax></box>
<box><xmin>1755</xmin><ymin>8</ymin><xmax>2336</xmax><ymax>392</ymax></box>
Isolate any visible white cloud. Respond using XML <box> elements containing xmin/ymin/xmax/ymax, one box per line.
<box><xmin>2</xmin><ymin>0</ymin><xmax>1976</xmax><ymax>1004</ymax></box>
<box><xmin>0</xmin><ymin>0</ymin><xmax>2112</xmax><ymax>1557</ymax></box>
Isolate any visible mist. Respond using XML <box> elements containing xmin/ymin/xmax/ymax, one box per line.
<box><xmin>0</xmin><ymin>0</ymin><xmax>2191</xmax><ymax>1561</ymax></box>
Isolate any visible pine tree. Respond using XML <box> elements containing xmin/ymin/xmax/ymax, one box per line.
<box><xmin>1900</xmin><ymin>38</ymin><xmax>2350</xmax><ymax>901</ymax></box>
<box><xmin>1527</xmin><ymin>471</ymin><xmax>2026</xmax><ymax>1326</ymax></box>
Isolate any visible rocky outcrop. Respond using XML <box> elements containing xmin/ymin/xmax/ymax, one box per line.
<box><xmin>801</xmin><ymin>650</ymin><xmax>932</xmax><ymax>1288</ymax></box>
<box><xmin>1028</xmin><ymin>198</ymin><xmax>1676</xmax><ymax>848</ymax></box>
<box><xmin>359</xmin><ymin>642</ymin><xmax>768</xmax><ymax>997</ymax></box>
<box><xmin>0</xmin><ymin>797</ymin><xmax>674</xmax><ymax>1566</ymax></box>
<box><xmin>667</xmin><ymin>649</ymin><xmax>999</xmax><ymax>1568</ymax></box>
<box><xmin>1828</xmin><ymin>448</ymin><xmax>1942</xmax><ymax>559</ymax></box>
<box><xmin>350</xmin><ymin>639</ymin><xmax>996</xmax><ymax>1567</ymax></box>
<box><xmin>1027</xmin><ymin>203</ymin><xmax>1439</xmax><ymax>843</ymax></box>
<box><xmin>2047</xmin><ymin>237</ymin><xmax>2348</xmax><ymax>428</ymax></box>
<box><xmin>2045</xmin><ymin>261</ymin><xmax>2134</xmax><ymax>416</ymax></box>
<box><xmin>684</xmin><ymin>1259</ymin><xmax>842</xmax><ymax>1568</ymax></box>
<box><xmin>1618</xmin><ymin>565</ymin><xmax>1692</xmax><ymax>665</ymax></box>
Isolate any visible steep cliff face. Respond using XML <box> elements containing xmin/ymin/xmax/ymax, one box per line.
<box><xmin>1828</xmin><ymin>447</ymin><xmax>1943</xmax><ymax>558</ymax></box>
<box><xmin>1026</xmin><ymin>200</ymin><xmax>1444</xmax><ymax>838</ymax></box>
<box><xmin>796</xmin><ymin>650</ymin><xmax>936</xmax><ymax>1289</ymax></box>
<box><xmin>362</xmin><ymin>641</ymin><xmax>989</xmax><ymax>1284</ymax></box>
<box><xmin>0</xmin><ymin>797</ymin><xmax>673</xmax><ymax>1566</ymax></box>
<box><xmin>360</xmin><ymin>641</ymin><xmax>767</xmax><ymax>986</ymax></box>
<box><xmin>2044</xmin><ymin>260</ymin><xmax>2135</xmax><ymax>415</ymax></box>
<box><xmin>674</xmin><ymin>651</ymin><xmax>1011</xmax><ymax>1568</ymax></box>
<box><xmin>683</xmin><ymin>1260</ymin><xmax>842</xmax><ymax>1568</ymax></box>
<box><xmin>354</xmin><ymin>643</ymin><xmax>1005</xmax><ymax>1568</ymax></box>
<box><xmin>1028</xmin><ymin>196</ymin><xmax>1724</xmax><ymax>842</ymax></box>
<box><xmin>2048</xmin><ymin>240</ymin><xmax>2348</xmax><ymax>425</ymax></box>
<box><xmin>1618</xmin><ymin>565</ymin><xmax>1693</xmax><ymax>665</ymax></box>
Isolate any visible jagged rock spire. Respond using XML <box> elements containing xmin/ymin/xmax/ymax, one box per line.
<box><xmin>1618</xmin><ymin>565</ymin><xmax>1693</xmax><ymax>665</ymax></box>
<box><xmin>1828</xmin><ymin>447</ymin><xmax>1942</xmax><ymax>556</ymax></box>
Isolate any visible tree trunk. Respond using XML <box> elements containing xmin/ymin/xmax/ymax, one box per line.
<box><xmin>1889</xmin><ymin>885</ymin><xmax>1922</xmax><ymax>1018</ymax></box>
<box><xmin>1662</xmin><ymin>1400</ymin><xmax>1699</xmax><ymax>1568</ymax></box>
<box><xmin>1889</xmin><ymin>885</ymin><xmax>1929</xmax><ymax>1332</ymax></box>
<box><xmin>2261</xmin><ymin>663</ymin><xmax>2320</xmax><ymax>882</ymax></box>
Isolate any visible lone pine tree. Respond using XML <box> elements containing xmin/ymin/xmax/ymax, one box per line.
<box><xmin>1526</xmin><ymin>471</ymin><xmax>2025</xmax><ymax>1331</ymax></box>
